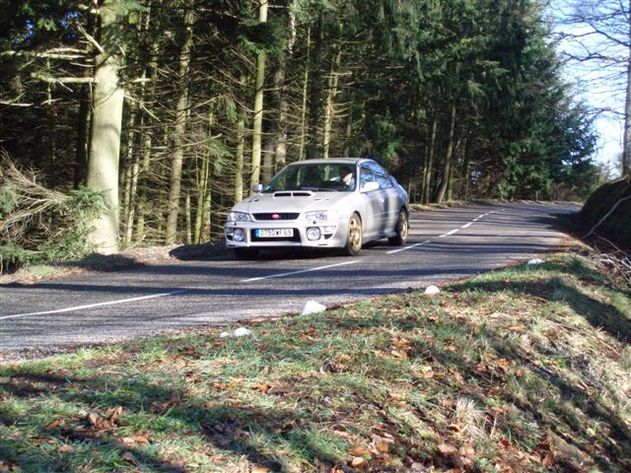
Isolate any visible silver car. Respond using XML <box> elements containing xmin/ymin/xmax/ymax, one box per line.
<box><xmin>224</xmin><ymin>158</ymin><xmax>409</xmax><ymax>258</ymax></box>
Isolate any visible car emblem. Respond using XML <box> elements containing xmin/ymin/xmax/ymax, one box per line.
<box><xmin>272</xmin><ymin>213</ymin><xmax>280</xmax><ymax>219</ymax></box>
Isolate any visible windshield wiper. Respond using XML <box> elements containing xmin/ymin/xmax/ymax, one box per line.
<box><xmin>299</xmin><ymin>186</ymin><xmax>335</xmax><ymax>192</ymax></box>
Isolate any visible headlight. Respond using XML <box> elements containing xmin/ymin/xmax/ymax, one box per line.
<box><xmin>304</xmin><ymin>210</ymin><xmax>331</xmax><ymax>221</ymax></box>
<box><xmin>227</xmin><ymin>211</ymin><xmax>252</xmax><ymax>222</ymax></box>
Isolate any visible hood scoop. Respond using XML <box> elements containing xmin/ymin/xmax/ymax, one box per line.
<box><xmin>273</xmin><ymin>191</ymin><xmax>313</xmax><ymax>198</ymax></box>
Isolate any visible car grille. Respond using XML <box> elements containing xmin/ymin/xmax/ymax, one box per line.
<box><xmin>250</xmin><ymin>229</ymin><xmax>301</xmax><ymax>242</ymax></box>
<box><xmin>252</xmin><ymin>213</ymin><xmax>300</xmax><ymax>221</ymax></box>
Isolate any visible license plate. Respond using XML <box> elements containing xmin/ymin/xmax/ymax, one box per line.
<box><xmin>255</xmin><ymin>228</ymin><xmax>293</xmax><ymax>238</ymax></box>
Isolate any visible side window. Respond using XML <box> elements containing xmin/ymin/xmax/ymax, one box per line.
<box><xmin>368</xmin><ymin>162</ymin><xmax>393</xmax><ymax>190</ymax></box>
<box><xmin>359</xmin><ymin>164</ymin><xmax>377</xmax><ymax>191</ymax></box>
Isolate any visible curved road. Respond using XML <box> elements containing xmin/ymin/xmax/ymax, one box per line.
<box><xmin>0</xmin><ymin>202</ymin><xmax>577</xmax><ymax>357</ymax></box>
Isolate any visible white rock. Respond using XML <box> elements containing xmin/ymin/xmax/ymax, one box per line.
<box><xmin>220</xmin><ymin>327</ymin><xmax>252</xmax><ymax>338</ymax></box>
<box><xmin>232</xmin><ymin>327</ymin><xmax>252</xmax><ymax>337</ymax></box>
<box><xmin>302</xmin><ymin>300</ymin><xmax>327</xmax><ymax>315</ymax></box>
<box><xmin>527</xmin><ymin>258</ymin><xmax>544</xmax><ymax>265</ymax></box>
<box><xmin>424</xmin><ymin>285</ymin><xmax>440</xmax><ymax>295</ymax></box>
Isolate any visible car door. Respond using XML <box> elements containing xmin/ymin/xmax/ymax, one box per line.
<box><xmin>370</xmin><ymin>163</ymin><xmax>400</xmax><ymax>231</ymax></box>
<box><xmin>357</xmin><ymin>163</ymin><xmax>383</xmax><ymax>238</ymax></box>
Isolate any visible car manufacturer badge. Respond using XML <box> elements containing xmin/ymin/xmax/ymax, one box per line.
<box><xmin>272</xmin><ymin>213</ymin><xmax>280</xmax><ymax>219</ymax></box>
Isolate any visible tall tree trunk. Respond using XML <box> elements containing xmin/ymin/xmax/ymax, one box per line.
<box><xmin>307</xmin><ymin>16</ymin><xmax>325</xmax><ymax>159</ymax></box>
<box><xmin>124</xmin><ymin>1</ymin><xmax>154</xmax><ymax>244</ymax></box>
<box><xmin>623</xmin><ymin>6</ymin><xmax>631</xmax><ymax>176</ymax></box>
<box><xmin>86</xmin><ymin>0</ymin><xmax>125</xmax><ymax>254</ymax></box>
<box><xmin>436</xmin><ymin>103</ymin><xmax>457</xmax><ymax>203</ymax></box>
<box><xmin>184</xmin><ymin>192</ymin><xmax>192</xmax><ymax>245</ymax></box>
<box><xmin>164</xmin><ymin>5</ymin><xmax>194</xmax><ymax>245</ymax></box>
<box><xmin>274</xmin><ymin>56</ymin><xmax>289</xmax><ymax>172</ymax></box>
<box><xmin>195</xmin><ymin>110</ymin><xmax>213</xmax><ymax>243</ymax></box>
<box><xmin>423</xmin><ymin>113</ymin><xmax>438</xmax><ymax>204</ymax></box>
<box><xmin>74</xmin><ymin>82</ymin><xmax>91</xmax><ymax>188</ymax></box>
<box><xmin>250</xmin><ymin>0</ymin><xmax>269</xmax><ymax>188</ymax></box>
<box><xmin>134</xmin><ymin>195</ymin><xmax>145</xmax><ymax>242</ymax></box>
<box><xmin>298</xmin><ymin>26</ymin><xmax>311</xmax><ymax>161</ymax></box>
<box><xmin>234</xmin><ymin>74</ymin><xmax>246</xmax><ymax>201</ymax></box>
<box><xmin>46</xmin><ymin>59</ymin><xmax>57</xmax><ymax>187</ymax></box>
<box><xmin>343</xmin><ymin>100</ymin><xmax>353</xmax><ymax>156</ymax></box>
<box><xmin>122</xmin><ymin>100</ymin><xmax>138</xmax><ymax>244</ymax></box>
<box><xmin>74</xmin><ymin>8</ymin><xmax>96</xmax><ymax>188</ymax></box>
<box><xmin>462</xmin><ymin>135</ymin><xmax>471</xmax><ymax>200</ymax></box>
<box><xmin>322</xmin><ymin>45</ymin><xmax>342</xmax><ymax>159</ymax></box>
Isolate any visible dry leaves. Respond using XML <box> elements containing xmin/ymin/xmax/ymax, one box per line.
<box><xmin>151</xmin><ymin>396</ymin><xmax>179</xmax><ymax>413</ymax></box>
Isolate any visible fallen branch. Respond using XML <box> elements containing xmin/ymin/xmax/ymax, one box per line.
<box><xmin>583</xmin><ymin>194</ymin><xmax>631</xmax><ymax>239</ymax></box>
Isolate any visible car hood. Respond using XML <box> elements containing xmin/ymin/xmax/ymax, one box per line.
<box><xmin>233</xmin><ymin>191</ymin><xmax>351</xmax><ymax>214</ymax></box>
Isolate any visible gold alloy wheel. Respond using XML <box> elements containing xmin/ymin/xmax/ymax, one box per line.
<box><xmin>345</xmin><ymin>214</ymin><xmax>362</xmax><ymax>256</ymax></box>
<box><xmin>389</xmin><ymin>208</ymin><xmax>409</xmax><ymax>246</ymax></box>
<box><xmin>398</xmin><ymin>210</ymin><xmax>409</xmax><ymax>241</ymax></box>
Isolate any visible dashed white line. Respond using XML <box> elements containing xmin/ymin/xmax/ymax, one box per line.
<box><xmin>387</xmin><ymin>239</ymin><xmax>432</xmax><ymax>255</ymax></box>
<box><xmin>0</xmin><ymin>290</ymin><xmax>187</xmax><ymax>321</ymax></box>
<box><xmin>386</xmin><ymin>208</ymin><xmax>499</xmax><ymax>254</ymax></box>
<box><xmin>240</xmin><ymin>260</ymin><xmax>359</xmax><ymax>283</ymax></box>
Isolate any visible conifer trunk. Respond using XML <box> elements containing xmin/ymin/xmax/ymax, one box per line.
<box><xmin>322</xmin><ymin>45</ymin><xmax>342</xmax><ymax>159</ymax></box>
<box><xmin>623</xmin><ymin>4</ymin><xmax>631</xmax><ymax>176</ymax></box>
<box><xmin>164</xmin><ymin>5</ymin><xmax>194</xmax><ymax>244</ymax></box>
<box><xmin>436</xmin><ymin>104</ymin><xmax>457</xmax><ymax>203</ymax></box>
<box><xmin>234</xmin><ymin>74</ymin><xmax>247</xmax><ymax>202</ymax></box>
<box><xmin>250</xmin><ymin>0</ymin><xmax>268</xmax><ymax>188</ymax></box>
<box><xmin>274</xmin><ymin>57</ymin><xmax>288</xmax><ymax>172</ymax></box>
<box><xmin>423</xmin><ymin>114</ymin><xmax>438</xmax><ymax>204</ymax></box>
<box><xmin>298</xmin><ymin>26</ymin><xmax>311</xmax><ymax>161</ymax></box>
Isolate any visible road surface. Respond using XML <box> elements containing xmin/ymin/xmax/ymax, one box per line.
<box><xmin>0</xmin><ymin>202</ymin><xmax>577</xmax><ymax>357</ymax></box>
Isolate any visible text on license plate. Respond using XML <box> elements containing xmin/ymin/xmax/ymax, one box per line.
<box><xmin>255</xmin><ymin>228</ymin><xmax>294</xmax><ymax>238</ymax></box>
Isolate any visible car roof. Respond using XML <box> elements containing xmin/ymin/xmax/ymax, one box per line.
<box><xmin>287</xmin><ymin>158</ymin><xmax>371</xmax><ymax>166</ymax></box>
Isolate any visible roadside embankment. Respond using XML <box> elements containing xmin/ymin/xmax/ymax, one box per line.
<box><xmin>580</xmin><ymin>177</ymin><xmax>631</xmax><ymax>249</ymax></box>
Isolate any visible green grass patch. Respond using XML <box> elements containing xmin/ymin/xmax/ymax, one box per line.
<box><xmin>1</xmin><ymin>253</ymin><xmax>630</xmax><ymax>472</ymax></box>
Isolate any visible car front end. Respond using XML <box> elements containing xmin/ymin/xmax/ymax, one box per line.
<box><xmin>224</xmin><ymin>194</ymin><xmax>351</xmax><ymax>250</ymax></box>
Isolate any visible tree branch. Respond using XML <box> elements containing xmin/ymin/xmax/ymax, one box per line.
<box><xmin>0</xmin><ymin>50</ymin><xmax>84</xmax><ymax>60</ymax></box>
<box><xmin>30</xmin><ymin>73</ymin><xmax>96</xmax><ymax>85</ymax></box>
<box><xmin>584</xmin><ymin>194</ymin><xmax>631</xmax><ymax>238</ymax></box>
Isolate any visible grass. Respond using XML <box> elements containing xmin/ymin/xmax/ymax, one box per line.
<box><xmin>1</xmin><ymin>253</ymin><xmax>630</xmax><ymax>472</ymax></box>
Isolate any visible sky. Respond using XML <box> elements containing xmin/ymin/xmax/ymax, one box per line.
<box><xmin>548</xmin><ymin>0</ymin><xmax>626</xmax><ymax>177</ymax></box>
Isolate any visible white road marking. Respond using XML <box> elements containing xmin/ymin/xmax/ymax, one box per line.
<box><xmin>387</xmin><ymin>239</ymin><xmax>432</xmax><ymax>255</ymax></box>
<box><xmin>240</xmin><ymin>260</ymin><xmax>359</xmax><ymax>283</ymax></box>
<box><xmin>386</xmin><ymin>208</ymin><xmax>499</xmax><ymax>254</ymax></box>
<box><xmin>0</xmin><ymin>290</ymin><xmax>187</xmax><ymax>321</ymax></box>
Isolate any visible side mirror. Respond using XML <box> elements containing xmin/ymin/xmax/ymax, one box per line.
<box><xmin>251</xmin><ymin>184</ymin><xmax>263</xmax><ymax>194</ymax></box>
<box><xmin>361</xmin><ymin>181</ymin><xmax>380</xmax><ymax>193</ymax></box>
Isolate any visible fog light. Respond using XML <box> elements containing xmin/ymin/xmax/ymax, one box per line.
<box><xmin>306</xmin><ymin>227</ymin><xmax>321</xmax><ymax>241</ymax></box>
<box><xmin>233</xmin><ymin>228</ymin><xmax>245</xmax><ymax>242</ymax></box>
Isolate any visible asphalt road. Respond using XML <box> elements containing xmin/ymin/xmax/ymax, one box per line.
<box><xmin>0</xmin><ymin>202</ymin><xmax>578</xmax><ymax>357</ymax></box>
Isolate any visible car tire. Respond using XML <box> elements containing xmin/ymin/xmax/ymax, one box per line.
<box><xmin>234</xmin><ymin>248</ymin><xmax>259</xmax><ymax>259</ymax></box>
<box><xmin>342</xmin><ymin>213</ymin><xmax>363</xmax><ymax>256</ymax></box>
<box><xmin>388</xmin><ymin>208</ymin><xmax>409</xmax><ymax>246</ymax></box>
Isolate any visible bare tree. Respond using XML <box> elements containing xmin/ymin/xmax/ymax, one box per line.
<box><xmin>559</xmin><ymin>0</ymin><xmax>631</xmax><ymax>176</ymax></box>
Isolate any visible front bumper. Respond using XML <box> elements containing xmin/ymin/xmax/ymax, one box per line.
<box><xmin>224</xmin><ymin>218</ymin><xmax>348</xmax><ymax>249</ymax></box>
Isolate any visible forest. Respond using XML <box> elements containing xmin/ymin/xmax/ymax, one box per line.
<box><xmin>0</xmin><ymin>0</ymin><xmax>603</xmax><ymax>263</ymax></box>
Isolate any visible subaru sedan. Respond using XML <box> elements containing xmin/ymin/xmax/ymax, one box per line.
<box><xmin>224</xmin><ymin>158</ymin><xmax>409</xmax><ymax>258</ymax></box>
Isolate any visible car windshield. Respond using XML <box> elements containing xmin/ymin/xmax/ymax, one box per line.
<box><xmin>262</xmin><ymin>163</ymin><xmax>356</xmax><ymax>193</ymax></box>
